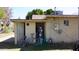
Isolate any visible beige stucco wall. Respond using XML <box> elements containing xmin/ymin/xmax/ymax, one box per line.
<box><xmin>14</xmin><ymin>22</ymin><xmax>24</xmax><ymax>44</ymax></box>
<box><xmin>25</xmin><ymin>22</ymin><xmax>36</xmax><ymax>43</ymax></box>
<box><xmin>46</xmin><ymin>17</ymin><xmax>78</xmax><ymax>43</ymax></box>
<box><xmin>14</xmin><ymin>17</ymin><xmax>79</xmax><ymax>44</ymax></box>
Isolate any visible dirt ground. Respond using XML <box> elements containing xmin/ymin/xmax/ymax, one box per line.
<box><xmin>0</xmin><ymin>32</ymin><xmax>20</xmax><ymax>51</ymax></box>
<box><xmin>0</xmin><ymin>32</ymin><xmax>73</xmax><ymax>51</ymax></box>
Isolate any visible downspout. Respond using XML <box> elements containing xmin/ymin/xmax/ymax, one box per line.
<box><xmin>54</xmin><ymin>7</ymin><xmax>56</xmax><ymax>15</ymax></box>
<box><xmin>78</xmin><ymin>7</ymin><xmax>79</xmax><ymax>41</ymax></box>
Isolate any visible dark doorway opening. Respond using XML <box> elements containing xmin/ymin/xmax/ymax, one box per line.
<box><xmin>36</xmin><ymin>22</ymin><xmax>45</xmax><ymax>44</ymax></box>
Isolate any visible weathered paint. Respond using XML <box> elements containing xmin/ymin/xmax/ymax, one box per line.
<box><xmin>14</xmin><ymin>22</ymin><xmax>24</xmax><ymax>45</ymax></box>
<box><xmin>13</xmin><ymin>15</ymin><xmax>79</xmax><ymax>44</ymax></box>
<box><xmin>46</xmin><ymin>17</ymin><xmax>78</xmax><ymax>42</ymax></box>
<box><xmin>25</xmin><ymin>22</ymin><xmax>36</xmax><ymax>43</ymax></box>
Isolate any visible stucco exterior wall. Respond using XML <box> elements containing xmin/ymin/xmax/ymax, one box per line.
<box><xmin>14</xmin><ymin>22</ymin><xmax>24</xmax><ymax>44</ymax></box>
<box><xmin>46</xmin><ymin>17</ymin><xmax>78</xmax><ymax>43</ymax></box>
<box><xmin>13</xmin><ymin>16</ymin><xmax>79</xmax><ymax>44</ymax></box>
<box><xmin>25</xmin><ymin>22</ymin><xmax>36</xmax><ymax>43</ymax></box>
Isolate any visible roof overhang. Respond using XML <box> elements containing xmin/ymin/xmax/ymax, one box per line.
<box><xmin>12</xmin><ymin>19</ymin><xmax>47</xmax><ymax>22</ymax></box>
<box><xmin>11</xmin><ymin>15</ymin><xmax>79</xmax><ymax>23</ymax></box>
<box><xmin>46</xmin><ymin>15</ymin><xmax>79</xmax><ymax>18</ymax></box>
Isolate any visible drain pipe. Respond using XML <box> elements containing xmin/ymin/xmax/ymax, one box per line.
<box><xmin>78</xmin><ymin>7</ymin><xmax>79</xmax><ymax>41</ymax></box>
<box><xmin>54</xmin><ymin>7</ymin><xmax>56</xmax><ymax>15</ymax></box>
<box><xmin>78</xmin><ymin>7</ymin><xmax>79</xmax><ymax>15</ymax></box>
